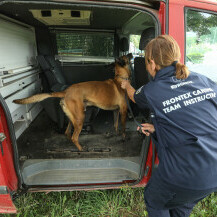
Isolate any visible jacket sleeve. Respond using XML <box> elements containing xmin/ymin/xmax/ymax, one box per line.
<box><xmin>134</xmin><ymin>85</ymin><xmax>150</xmax><ymax>109</ymax></box>
<box><xmin>200</xmin><ymin>75</ymin><xmax>217</xmax><ymax>99</ymax></box>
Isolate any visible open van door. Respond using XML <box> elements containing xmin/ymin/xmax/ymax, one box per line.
<box><xmin>0</xmin><ymin>95</ymin><xmax>19</xmax><ymax>213</ymax></box>
<box><xmin>0</xmin><ymin>0</ymin><xmax>167</xmax><ymax>213</ymax></box>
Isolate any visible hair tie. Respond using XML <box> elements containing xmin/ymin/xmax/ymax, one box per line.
<box><xmin>172</xmin><ymin>61</ymin><xmax>178</xmax><ymax>66</ymax></box>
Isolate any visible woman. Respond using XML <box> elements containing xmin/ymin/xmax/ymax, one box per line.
<box><xmin>121</xmin><ymin>35</ymin><xmax>217</xmax><ymax>217</ymax></box>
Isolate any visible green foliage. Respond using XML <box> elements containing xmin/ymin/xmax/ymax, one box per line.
<box><xmin>186</xmin><ymin>35</ymin><xmax>212</xmax><ymax>64</ymax></box>
<box><xmin>191</xmin><ymin>192</ymin><xmax>217</xmax><ymax>217</ymax></box>
<box><xmin>187</xmin><ymin>53</ymin><xmax>204</xmax><ymax>63</ymax></box>
<box><xmin>2</xmin><ymin>187</ymin><xmax>147</xmax><ymax>217</ymax></box>
<box><xmin>56</xmin><ymin>32</ymin><xmax>114</xmax><ymax>57</ymax></box>
<box><xmin>130</xmin><ymin>35</ymin><xmax>141</xmax><ymax>51</ymax></box>
<box><xmin>186</xmin><ymin>10</ymin><xmax>217</xmax><ymax>64</ymax></box>
<box><xmin>2</xmin><ymin>188</ymin><xmax>217</xmax><ymax>217</ymax></box>
<box><xmin>187</xmin><ymin>10</ymin><xmax>217</xmax><ymax>38</ymax></box>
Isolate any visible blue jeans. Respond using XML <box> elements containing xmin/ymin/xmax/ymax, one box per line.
<box><xmin>144</xmin><ymin>173</ymin><xmax>217</xmax><ymax>217</ymax></box>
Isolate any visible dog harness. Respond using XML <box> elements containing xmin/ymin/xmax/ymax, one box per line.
<box><xmin>134</xmin><ymin>65</ymin><xmax>217</xmax><ymax>190</ymax></box>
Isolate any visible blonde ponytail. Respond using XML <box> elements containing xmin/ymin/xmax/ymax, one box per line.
<box><xmin>145</xmin><ymin>35</ymin><xmax>190</xmax><ymax>79</ymax></box>
<box><xmin>175</xmin><ymin>62</ymin><xmax>190</xmax><ymax>80</ymax></box>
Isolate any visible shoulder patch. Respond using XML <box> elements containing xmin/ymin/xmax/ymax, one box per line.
<box><xmin>171</xmin><ymin>76</ymin><xmax>185</xmax><ymax>83</ymax></box>
<box><xmin>135</xmin><ymin>86</ymin><xmax>144</xmax><ymax>94</ymax></box>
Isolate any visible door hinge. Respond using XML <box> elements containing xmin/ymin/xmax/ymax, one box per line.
<box><xmin>0</xmin><ymin>186</ymin><xmax>8</xmax><ymax>194</ymax></box>
<box><xmin>0</xmin><ymin>133</ymin><xmax>6</xmax><ymax>156</ymax></box>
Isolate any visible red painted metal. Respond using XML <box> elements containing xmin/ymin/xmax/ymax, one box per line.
<box><xmin>0</xmin><ymin>195</ymin><xmax>16</xmax><ymax>214</ymax></box>
<box><xmin>135</xmin><ymin>140</ymin><xmax>159</xmax><ymax>187</ymax></box>
<box><xmin>0</xmin><ymin>106</ymin><xmax>18</xmax><ymax>213</ymax></box>
<box><xmin>0</xmin><ymin>106</ymin><xmax>18</xmax><ymax>190</ymax></box>
<box><xmin>158</xmin><ymin>1</ymin><xmax>166</xmax><ymax>35</ymax></box>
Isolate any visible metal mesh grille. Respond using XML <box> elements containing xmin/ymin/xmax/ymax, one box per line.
<box><xmin>56</xmin><ymin>32</ymin><xmax>114</xmax><ymax>57</ymax></box>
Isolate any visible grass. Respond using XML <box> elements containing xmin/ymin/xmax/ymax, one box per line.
<box><xmin>2</xmin><ymin>188</ymin><xmax>217</xmax><ymax>217</ymax></box>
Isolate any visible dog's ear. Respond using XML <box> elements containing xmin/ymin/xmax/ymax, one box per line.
<box><xmin>115</xmin><ymin>57</ymin><xmax>126</xmax><ymax>67</ymax></box>
<box><xmin>105</xmin><ymin>62</ymin><xmax>115</xmax><ymax>72</ymax></box>
<box><xmin>127</xmin><ymin>53</ymin><xmax>133</xmax><ymax>60</ymax></box>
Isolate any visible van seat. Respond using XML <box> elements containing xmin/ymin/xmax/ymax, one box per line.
<box><xmin>134</xmin><ymin>27</ymin><xmax>155</xmax><ymax>89</ymax></box>
<box><xmin>133</xmin><ymin>27</ymin><xmax>155</xmax><ymax>119</ymax></box>
<box><xmin>37</xmin><ymin>47</ymin><xmax>99</xmax><ymax>132</ymax></box>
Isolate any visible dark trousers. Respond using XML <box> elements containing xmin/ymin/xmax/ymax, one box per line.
<box><xmin>144</xmin><ymin>173</ymin><xmax>217</xmax><ymax>217</ymax></box>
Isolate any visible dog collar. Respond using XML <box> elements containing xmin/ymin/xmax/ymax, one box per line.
<box><xmin>115</xmin><ymin>75</ymin><xmax>130</xmax><ymax>81</ymax></box>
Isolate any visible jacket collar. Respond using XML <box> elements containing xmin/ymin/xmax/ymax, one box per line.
<box><xmin>153</xmin><ymin>65</ymin><xmax>176</xmax><ymax>81</ymax></box>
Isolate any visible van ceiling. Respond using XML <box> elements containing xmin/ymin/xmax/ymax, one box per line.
<box><xmin>0</xmin><ymin>2</ymin><xmax>154</xmax><ymax>34</ymax></box>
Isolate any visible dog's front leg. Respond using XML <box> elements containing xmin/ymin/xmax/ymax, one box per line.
<box><xmin>120</xmin><ymin>105</ymin><xmax>128</xmax><ymax>140</ymax></box>
<box><xmin>113</xmin><ymin>109</ymin><xmax>120</xmax><ymax>134</ymax></box>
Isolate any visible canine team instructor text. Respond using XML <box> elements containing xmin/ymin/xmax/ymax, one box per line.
<box><xmin>162</xmin><ymin>88</ymin><xmax>216</xmax><ymax>114</ymax></box>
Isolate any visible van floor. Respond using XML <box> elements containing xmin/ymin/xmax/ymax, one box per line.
<box><xmin>17</xmin><ymin>109</ymin><xmax>144</xmax><ymax>161</ymax></box>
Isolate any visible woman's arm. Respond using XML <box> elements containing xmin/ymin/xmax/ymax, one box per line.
<box><xmin>121</xmin><ymin>80</ymin><xmax>136</xmax><ymax>103</ymax></box>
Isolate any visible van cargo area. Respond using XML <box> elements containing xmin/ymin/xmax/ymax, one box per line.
<box><xmin>0</xmin><ymin>1</ymin><xmax>157</xmax><ymax>187</ymax></box>
<box><xmin>18</xmin><ymin>110</ymin><xmax>145</xmax><ymax>185</ymax></box>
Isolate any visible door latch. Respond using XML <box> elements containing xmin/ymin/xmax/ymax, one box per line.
<box><xmin>0</xmin><ymin>133</ymin><xmax>6</xmax><ymax>156</ymax></box>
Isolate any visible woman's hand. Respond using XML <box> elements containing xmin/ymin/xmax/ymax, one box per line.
<box><xmin>121</xmin><ymin>80</ymin><xmax>136</xmax><ymax>103</ymax></box>
<box><xmin>137</xmin><ymin>123</ymin><xmax>155</xmax><ymax>136</ymax></box>
<box><xmin>121</xmin><ymin>80</ymin><xmax>130</xmax><ymax>90</ymax></box>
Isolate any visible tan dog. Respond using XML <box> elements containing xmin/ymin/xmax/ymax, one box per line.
<box><xmin>13</xmin><ymin>54</ymin><xmax>133</xmax><ymax>151</ymax></box>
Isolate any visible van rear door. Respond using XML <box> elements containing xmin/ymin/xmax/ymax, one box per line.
<box><xmin>0</xmin><ymin>95</ymin><xmax>19</xmax><ymax>213</ymax></box>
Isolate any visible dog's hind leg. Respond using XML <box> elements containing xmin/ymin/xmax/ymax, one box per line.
<box><xmin>65</xmin><ymin>122</ymin><xmax>72</xmax><ymax>140</ymax></box>
<box><xmin>60</xmin><ymin>99</ymin><xmax>72</xmax><ymax>139</ymax></box>
<box><xmin>61</xmin><ymin>99</ymin><xmax>84</xmax><ymax>151</ymax></box>
<box><xmin>71</xmin><ymin>115</ymin><xmax>84</xmax><ymax>151</ymax></box>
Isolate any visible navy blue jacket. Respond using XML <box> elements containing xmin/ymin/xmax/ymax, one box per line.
<box><xmin>134</xmin><ymin>65</ymin><xmax>217</xmax><ymax>190</ymax></box>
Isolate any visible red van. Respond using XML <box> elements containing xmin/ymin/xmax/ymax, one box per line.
<box><xmin>0</xmin><ymin>0</ymin><xmax>217</xmax><ymax>213</ymax></box>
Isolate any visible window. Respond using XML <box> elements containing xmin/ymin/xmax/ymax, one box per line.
<box><xmin>186</xmin><ymin>9</ymin><xmax>217</xmax><ymax>82</ymax></box>
<box><xmin>56</xmin><ymin>32</ymin><xmax>114</xmax><ymax>57</ymax></box>
<box><xmin>130</xmin><ymin>34</ymin><xmax>142</xmax><ymax>58</ymax></box>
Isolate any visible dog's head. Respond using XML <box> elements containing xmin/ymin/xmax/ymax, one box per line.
<box><xmin>115</xmin><ymin>53</ymin><xmax>133</xmax><ymax>67</ymax></box>
<box><xmin>114</xmin><ymin>53</ymin><xmax>133</xmax><ymax>79</ymax></box>
<box><xmin>105</xmin><ymin>53</ymin><xmax>133</xmax><ymax>74</ymax></box>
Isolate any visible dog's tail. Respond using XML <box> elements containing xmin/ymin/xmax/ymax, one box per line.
<box><xmin>13</xmin><ymin>91</ymin><xmax>65</xmax><ymax>104</ymax></box>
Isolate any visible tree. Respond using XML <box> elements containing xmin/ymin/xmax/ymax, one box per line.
<box><xmin>187</xmin><ymin>10</ymin><xmax>217</xmax><ymax>40</ymax></box>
